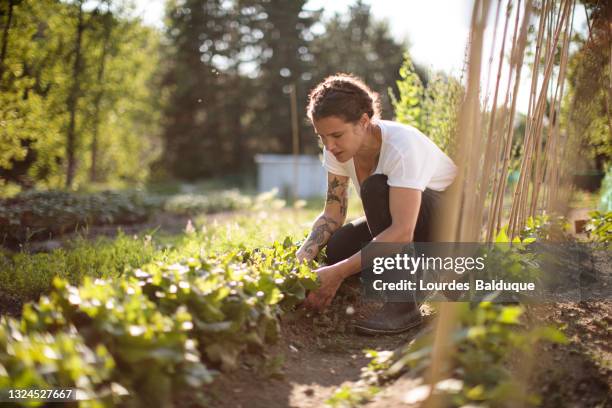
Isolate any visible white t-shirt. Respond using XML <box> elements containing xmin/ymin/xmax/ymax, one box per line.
<box><xmin>322</xmin><ymin>120</ymin><xmax>457</xmax><ymax>194</ymax></box>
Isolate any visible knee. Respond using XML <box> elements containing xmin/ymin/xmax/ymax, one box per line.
<box><xmin>360</xmin><ymin>174</ymin><xmax>388</xmax><ymax>204</ymax></box>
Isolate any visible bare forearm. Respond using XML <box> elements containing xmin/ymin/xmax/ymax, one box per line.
<box><xmin>298</xmin><ymin>212</ymin><xmax>342</xmax><ymax>261</ymax></box>
<box><xmin>335</xmin><ymin>224</ymin><xmax>414</xmax><ymax>279</ymax></box>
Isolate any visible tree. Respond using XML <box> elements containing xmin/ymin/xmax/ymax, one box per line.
<box><xmin>247</xmin><ymin>0</ymin><xmax>320</xmax><ymax>154</ymax></box>
<box><xmin>0</xmin><ymin>0</ymin><xmax>162</xmax><ymax>193</ymax></box>
<box><xmin>391</xmin><ymin>53</ymin><xmax>463</xmax><ymax>155</ymax></box>
<box><xmin>159</xmin><ymin>0</ymin><xmax>242</xmax><ymax>179</ymax></box>
<box><xmin>309</xmin><ymin>1</ymin><xmax>407</xmax><ymax>122</ymax></box>
<box><xmin>390</xmin><ymin>53</ymin><xmax>424</xmax><ymax>127</ymax></box>
<box><xmin>562</xmin><ymin>0</ymin><xmax>611</xmax><ymax>172</ymax></box>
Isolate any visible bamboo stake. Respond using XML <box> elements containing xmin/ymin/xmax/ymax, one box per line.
<box><xmin>536</xmin><ymin>0</ymin><xmax>575</xmax><ymax>216</ymax></box>
<box><xmin>483</xmin><ymin>0</ymin><xmax>514</xmax><ymax>242</ymax></box>
<box><xmin>522</xmin><ymin>0</ymin><xmax>567</xmax><ymax>223</ymax></box>
<box><xmin>520</xmin><ymin>0</ymin><xmax>571</xmax><ymax>229</ymax></box>
<box><xmin>509</xmin><ymin>0</ymin><xmax>570</xmax><ymax>237</ymax></box>
<box><xmin>494</xmin><ymin>0</ymin><xmax>533</xmax><ymax>236</ymax></box>
<box><xmin>508</xmin><ymin>0</ymin><xmax>552</xmax><ymax>236</ymax></box>
<box><xmin>426</xmin><ymin>2</ymin><xmax>490</xmax><ymax>406</ymax></box>
<box><xmin>473</xmin><ymin>0</ymin><xmax>505</xmax><ymax>240</ymax></box>
<box><xmin>490</xmin><ymin>0</ymin><xmax>525</xmax><ymax>239</ymax></box>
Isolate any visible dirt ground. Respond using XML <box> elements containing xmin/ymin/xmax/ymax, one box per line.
<box><xmin>205</xmin><ymin>241</ymin><xmax>612</xmax><ymax>408</ymax></box>
<box><xmin>207</xmin><ymin>288</ymin><xmax>425</xmax><ymax>408</ymax></box>
<box><xmin>205</xmin><ymin>297</ymin><xmax>611</xmax><ymax>408</ymax></box>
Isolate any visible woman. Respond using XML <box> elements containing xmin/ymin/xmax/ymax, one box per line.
<box><xmin>296</xmin><ymin>73</ymin><xmax>457</xmax><ymax>335</ymax></box>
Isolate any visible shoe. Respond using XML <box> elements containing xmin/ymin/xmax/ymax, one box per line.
<box><xmin>353</xmin><ymin>302</ymin><xmax>423</xmax><ymax>335</ymax></box>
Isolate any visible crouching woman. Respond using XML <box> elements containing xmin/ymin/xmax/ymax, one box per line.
<box><xmin>296</xmin><ymin>73</ymin><xmax>457</xmax><ymax>335</ymax></box>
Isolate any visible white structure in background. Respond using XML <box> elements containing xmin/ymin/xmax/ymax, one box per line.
<box><xmin>255</xmin><ymin>154</ymin><xmax>326</xmax><ymax>199</ymax></box>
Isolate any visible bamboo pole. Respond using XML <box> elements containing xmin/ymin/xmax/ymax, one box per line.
<box><xmin>290</xmin><ymin>83</ymin><xmax>300</xmax><ymax>203</ymax></box>
<box><xmin>490</xmin><ymin>0</ymin><xmax>525</xmax><ymax>238</ymax></box>
<box><xmin>484</xmin><ymin>0</ymin><xmax>513</xmax><ymax>242</ymax></box>
<box><xmin>494</xmin><ymin>0</ymin><xmax>533</xmax><ymax>237</ymax></box>
<box><xmin>536</xmin><ymin>0</ymin><xmax>575</xmax><ymax>216</ymax></box>
<box><xmin>472</xmin><ymin>0</ymin><xmax>505</xmax><ymax>241</ymax></box>
<box><xmin>426</xmin><ymin>2</ymin><xmax>490</xmax><ymax>407</ymax></box>
<box><xmin>507</xmin><ymin>0</ymin><xmax>552</xmax><ymax>237</ymax></box>
<box><xmin>520</xmin><ymin>0</ymin><xmax>567</xmax><ymax>224</ymax></box>
<box><xmin>509</xmin><ymin>0</ymin><xmax>570</xmax><ymax>237</ymax></box>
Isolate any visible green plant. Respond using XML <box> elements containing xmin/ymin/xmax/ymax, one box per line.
<box><xmin>163</xmin><ymin>189</ymin><xmax>285</xmax><ymax>216</ymax></box>
<box><xmin>520</xmin><ymin>214</ymin><xmax>571</xmax><ymax>241</ymax></box>
<box><xmin>381</xmin><ymin>303</ymin><xmax>566</xmax><ymax>407</ymax></box>
<box><xmin>0</xmin><ymin>318</ymin><xmax>118</xmax><ymax>407</ymax></box>
<box><xmin>0</xmin><ymin>233</ymin><xmax>161</xmax><ymax>306</ymax></box>
<box><xmin>1</xmin><ymin>237</ymin><xmax>318</xmax><ymax>407</ymax></box>
<box><xmin>585</xmin><ymin>211</ymin><xmax>612</xmax><ymax>243</ymax></box>
<box><xmin>0</xmin><ymin>190</ymin><xmax>158</xmax><ymax>243</ymax></box>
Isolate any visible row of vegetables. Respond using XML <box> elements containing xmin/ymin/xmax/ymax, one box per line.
<box><xmin>1</xmin><ymin>238</ymin><xmax>317</xmax><ymax>407</ymax></box>
<box><xmin>0</xmin><ymin>189</ymin><xmax>283</xmax><ymax>244</ymax></box>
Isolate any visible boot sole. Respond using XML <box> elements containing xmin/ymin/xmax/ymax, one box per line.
<box><xmin>353</xmin><ymin>318</ymin><xmax>424</xmax><ymax>336</ymax></box>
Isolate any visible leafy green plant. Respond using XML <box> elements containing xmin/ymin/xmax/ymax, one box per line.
<box><xmin>390</xmin><ymin>54</ymin><xmax>463</xmax><ymax>156</ymax></box>
<box><xmin>585</xmin><ymin>211</ymin><xmax>612</xmax><ymax>243</ymax></box>
<box><xmin>358</xmin><ymin>303</ymin><xmax>567</xmax><ymax>408</ymax></box>
<box><xmin>0</xmin><ymin>233</ymin><xmax>161</xmax><ymax>307</ymax></box>
<box><xmin>1</xmin><ymin>237</ymin><xmax>318</xmax><ymax>407</ymax></box>
<box><xmin>163</xmin><ymin>189</ymin><xmax>285</xmax><ymax>216</ymax></box>
<box><xmin>0</xmin><ymin>318</ymin><xmax>119</xmax><ymax>407</ymax></box>
<box><xmin>327</xmin><ymin>350</ymin><xmax>391</xmax><ymax>407</ymax></box>
<box><xmin>520</xmin><ymin>214</ymin><xmax>571</xmax><ymax>241</ymax></box>
<box><xmin>0</xmin><ymin>190</ymin><xmax>158</xmax><ymax>243</ymax></box>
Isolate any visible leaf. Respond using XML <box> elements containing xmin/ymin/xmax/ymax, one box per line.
<box><xmin>497</xmin><ymin>306</ymin><xmax>523</xmax><ymax>324</ymax></box>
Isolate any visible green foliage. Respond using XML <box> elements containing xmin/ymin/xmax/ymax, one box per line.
<box><xmin>391</xmin><ymin>54</ymin><xmax>463</xmax><ymax>155</ymax></box>
<box><xmin>326</xmin><ymin>349</ymin><xmax>390</xmax><ymax>407</ymax></box>
<box><xmin>1</xmin><ymin>237</ymin><xmax>318</xmax><ymax>407</ymax></box>
<box><xmin>421</xmin><ymin>73</ymin><xmax>463</xmax><ymax>155</ymax></box>
<box><xmin>390</xmin><ymin>54</ymin><xmax>424</xmax><ymax>127</ymax></box>
<box><xmin>0</xmin><ymin>233</ymin><xmax>160</xmax><ymax>304</ymax></box>
<box><xmin>0</xmin><ymin>318</ymin><xmax>119</xmax><ymax>407</ymax></box>
<box><xmin>599</xmin><ymin>165</ymin><xmax>612</xmax><ymax>212</ymax></box>
<box><xmin>0</xmin><ymin>0</ymin><xmax>162</xmax><ymax>189</ymax></box>
<box><xmin>163</xmin><ymin>189</ymin><xmax>285</xmax><ymax>216</ymax></box>
<box><xmin>561</xmin><ymin>9</ymin><xmax>611</xmax><ymax>173</ymax></box>
<box><xmin>384</xmin><ymin>303</ymin><xmax>567</xmax><ymax>407</ymax></box>
<box><xmin>585</xmin><ymin>211</ymin><xmax>612</xmax><ymax>243</ymax></box>
<box><xmin>520</xmin><ymin>214</ymin><xmax>571</xmax><ymax>242</ymax></box>
<box><xmin>0</xmin><ymin>190</ymin><xmax>157</xmax><ymax>242</ymax></box>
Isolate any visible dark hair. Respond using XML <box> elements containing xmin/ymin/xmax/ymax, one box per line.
<box><xmin>306</xmin><ymin>73</ymin><xmax>381</xmax><ymax>123</ymax></box>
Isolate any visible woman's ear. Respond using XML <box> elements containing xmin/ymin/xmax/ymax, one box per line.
<box><xmin>359</xmin><ymin>113</ymin><xmax>370</xmax><ymax>129</ymax></box>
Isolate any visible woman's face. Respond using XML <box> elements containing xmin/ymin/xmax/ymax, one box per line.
<box><xmin>312</xmin><ymin>115</ymin><xmax>367</xmax><ymax>163</ymax></box>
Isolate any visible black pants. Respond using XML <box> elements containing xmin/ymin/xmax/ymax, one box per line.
<box><xmin>326</xmin><ymin>174</ymin><xmax>444</xmax><ymax>266</ymax></box>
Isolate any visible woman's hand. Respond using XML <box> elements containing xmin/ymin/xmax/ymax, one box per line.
<box><xmin>304</xmin><ymin>264</ymin><xmax>345</xmax><ymax>311</ymax></box>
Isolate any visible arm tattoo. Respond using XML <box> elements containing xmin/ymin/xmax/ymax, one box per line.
<box><xmin>302</xmin><ymin>215</ymin><xmax>339</xmax><ymax>254</ymax></box>
<box><xmin>326</xmin><ymin>177</ymin><xmax>349</xmax><ymax>218</ymax></box>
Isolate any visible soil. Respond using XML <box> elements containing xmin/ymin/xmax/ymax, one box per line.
<box><xmin>527</xmin><ymin>301</ymin><xmax>611</xmax><ymax>408</ymax></box>
<box><xmin>206</xmin><ymin>284</ymin><xmax>429</xmax><ymax>408</ymax></box>
<box><xmin>204</xmin><ymin>297</ymin><xmax>610</xmax><ymax>408</ymax></box>
<box><xmin>205</xmin><ymin>244</ymin><xmax>612</xmax><ymax>408</ymax></box>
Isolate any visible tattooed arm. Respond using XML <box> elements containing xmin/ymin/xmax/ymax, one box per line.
<box><xmin>296</xmin><ymin>172</ymin><xmax>349</xmax><ymax>262</ymax></box>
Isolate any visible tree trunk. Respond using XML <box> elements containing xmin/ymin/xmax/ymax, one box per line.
<box><xmin>65</xmin><ymin>1</ymin><xmax>85</xmax><ymax>188</ymax></box>
<box><xmin>0</xmin><ymin>0</ymin><xmax>15</xmax><ymax>80</ymax></box>
<box><xmin>90</xmin><ymin>12</ymin><xmax>113</xmax><ymax>183</ymax></box>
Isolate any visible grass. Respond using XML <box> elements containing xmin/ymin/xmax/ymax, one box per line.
<box><xmin>0</xmin><ymin>199</ymin><xmax>362</xmax><ymax>311</ymax></box>
<box><xmin>0</xmin><ymin>232</ymin><xmax>162</xmax><ymax>303</ymax></box>
<box><xmin>0</xmin><ymin>182</ymin><xmax>367</xmax><ymax>315</ymax></box>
